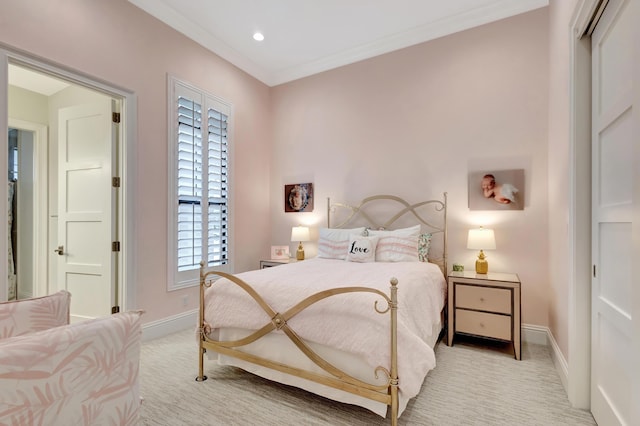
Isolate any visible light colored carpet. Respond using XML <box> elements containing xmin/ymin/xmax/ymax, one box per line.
<box><xmin>139</xmin><ymin>330</ymin><xmax>595</xmax><ymax>425</ymax></box>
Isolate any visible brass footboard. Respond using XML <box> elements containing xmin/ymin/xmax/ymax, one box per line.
<box><xmin>196</xmin><ymin>263</ymin><xmax>401</xmax><ymax>426</ymax></box>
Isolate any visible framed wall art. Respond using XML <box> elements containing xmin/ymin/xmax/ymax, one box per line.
<box><xmin>270</xmin><ymin>246</ymin><xmax>290</xmax><ymax>260</ymax></box>
<box><xmin>284</xmin><ymin>183</ymin><xmax>314</xmax><ymax>212</ymax></box>
<box><xmin>468</xmin><ymin>169</ymin><xmax>525</xmax><ymax>210</ymax></box>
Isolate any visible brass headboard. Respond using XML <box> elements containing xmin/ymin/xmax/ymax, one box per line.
<box><xmin>327</xmin><ymin>193</ymin><xmax>448</xmax><ymax>274</ymax></box>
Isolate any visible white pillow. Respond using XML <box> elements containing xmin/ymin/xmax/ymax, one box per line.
<box><xmin>367</xmin><ymin>224</ymin><xmax>421</xmax><ymax>237</ymax></box>
<box><xmin>368</xmin><ymin>225</ymin><xmax>421</xmax><ymax>262</ymax></box>
<box><xmin>345</xmin><ymin>235</ymin><xmax>379</xmax><ymax>263</ymax></box>
<box><xmin>317</xmin><ymin>227</ymin><xmax>366</xmax><ymax>260</ymax></box>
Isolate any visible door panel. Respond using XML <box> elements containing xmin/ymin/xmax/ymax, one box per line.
<box><xmin>598</xmin><ymin>223</ymin><xmax>631</xmax><ymax>315</ymax></box>
<box><xmin>58</xmin><ymin>102</ymin><xmax>114</xmax><ymax>321</ymax></box>
<box><xmin>591</xmin><ymin>0</ymin><xmax>635</xmax><ymax>424</ymax></box>
<box><xmin>66</xmin><ymin>273</ymin><xmax>110</xmax><ymax>319</ymax></box>
<box><xmin>598</xmin><ymin>109</ymin><xmax>632</xmax><ymax>206</ymax></box>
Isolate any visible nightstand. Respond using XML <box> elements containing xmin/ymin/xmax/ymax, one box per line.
<box><xmin>447</xmin><ymin>271</ymin><xmax>521</xmax><ymax>360</ymax></box>
<box><xmin>259</xmin><ymin>259</ymin><xmax>294</xmax><ymax>269</ymax></box>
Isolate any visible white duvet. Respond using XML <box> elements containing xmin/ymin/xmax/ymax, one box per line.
<box><xmin>204</xmin><ymin>258</ymin><xmax>446</xmax><ymax>414</ymax></box>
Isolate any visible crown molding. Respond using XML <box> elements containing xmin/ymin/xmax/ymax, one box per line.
<box><xmin>129</xmin><ymin>0</ymin><xmax>548</xmax><ymax>87</ymax></box>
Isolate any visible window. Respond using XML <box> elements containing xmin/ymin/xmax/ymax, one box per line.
<box><xmin>168</xmin><ymin>77</ymin><xmax>232</xmax><ymax>289</ymax></box>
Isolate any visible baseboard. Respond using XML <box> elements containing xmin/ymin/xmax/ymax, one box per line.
<box><xmin>547</xmin><ymin>327</ymin><xmax>569</xmax><ymax>393</ymax></box>
<box><xmin>141</xmin><ymin>308</ymin><xmax>198</xmax><ymax>342</ymax></box>
<box><xmin>522</xmin><ymin>323</ymin><xmax>569</xmax><ymax>393</ymax></box>
<box><xmin>522</xmin><ymin>323</ymin><xmax>549</xmax><ymax>345</ymax></box>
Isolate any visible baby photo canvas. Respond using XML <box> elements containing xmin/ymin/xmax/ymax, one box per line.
<box><xmin>468</xmin><ymin>169</ymin><xmax>525</xmax><ymax>210</ymax></box>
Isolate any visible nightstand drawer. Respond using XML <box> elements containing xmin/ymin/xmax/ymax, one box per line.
<box><xmin>456</xmin><ymin>284</ymin><xmax>511</xmax><ymax>314</ymax></box>
<box><xmin>456</xmin><ymin>309</ymin><xmax>511</xmax><ymax>341</ymax></box>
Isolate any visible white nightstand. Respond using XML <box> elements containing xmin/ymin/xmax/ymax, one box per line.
<box><xmin>447</xmin><ymin>271</ymin><xmax>521</xmax><ymax>360</ymax></box>
<box><xmin>259</xmin><ymin>259</ymin><xmax>294</xmax><ymax>269</ymax></box>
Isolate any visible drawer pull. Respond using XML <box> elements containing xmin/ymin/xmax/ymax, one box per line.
<box><xmin>480</xmin><ymin>297</ymin><xmax>485</xmax><ymax>302</ymax></box>
<box><xmin>479</xmin><ymin>323</ymin><xmax>485</xmax><ymax>328</ymax></box>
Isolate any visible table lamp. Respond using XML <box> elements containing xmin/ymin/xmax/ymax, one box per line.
<box><xmin>467</xmin><ymin>227</ymin><xmax>496</xmax><ymax>274</ymax></box>
<box><xmin>291</xmin><ymin>226</ymin><xmax>310</xmax><ymax>260</ymax></box>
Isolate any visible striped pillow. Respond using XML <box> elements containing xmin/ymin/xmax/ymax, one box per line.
<box><xmin>317</xmin><ymin>227</ymin><xmax>366</xmax><ymax>260</ymax></box>
<box><xmin>368</xmin><ymin>225</ymin><xmax>421</xmax><ymax>262</ymax></box>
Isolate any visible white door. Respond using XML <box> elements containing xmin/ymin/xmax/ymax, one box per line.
<box><xmin>590</xmin><ymin>0</ymin><xmax>638</xmax><ymax>424</ymax></box>
<box><xmin>57</xmin><ymin>101</ymin><xmax>117</xmax><ymax>322</ymax></box>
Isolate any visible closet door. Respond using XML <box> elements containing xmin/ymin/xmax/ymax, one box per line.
<box><xmin>590</xmin><ymin>0</ymin><xmax>638</xmax><ymax>424</ymax></box>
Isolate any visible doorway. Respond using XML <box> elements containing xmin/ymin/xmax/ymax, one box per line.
<box><xmin>6</xmin><ymin>123</ymin><xmax>46</xmax><ymax>301</ymax></box>
<box><xmin>1</xmin><ymin>54</ymin><xmax>134</xmax><ymax>321</ymax></box>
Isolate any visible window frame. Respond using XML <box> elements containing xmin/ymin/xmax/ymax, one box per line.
<box><xmin>167</xmin><ymin>75</ymin><xmax>233</xmax><ymax>290</ymax></box>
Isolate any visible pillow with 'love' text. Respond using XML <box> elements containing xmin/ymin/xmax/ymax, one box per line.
<box><xmin>345</xmin><ymin>235</ymin><xmax>379</xmax><ymax>263</ymax></box>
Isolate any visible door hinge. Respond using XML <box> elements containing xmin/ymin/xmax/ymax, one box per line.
<box><xmin>111</xmin><ymin>305</ymin><xmax>120</xmax><ymax>314</ymax></box>
<box><xmin>112</xmin><ymin>241</ymin><xmax>121</xmax><ymax>252</ymax></box>
<box><xmin>112</xmin><ymin>177</ymin><xmax>121</xmax><ymax>187</ymax></box>
<box><xmin>112</xmin><ymin>112</ymin><xmax>121</xmax><ymax>123</ymax></box>
<box><xmin>593</xmin><ymin>264</ymin><xmax>596</xmax><ymax>278</ymax></box>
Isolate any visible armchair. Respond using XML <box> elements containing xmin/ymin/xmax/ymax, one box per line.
<box><xmin>0</xmin><ymin>293</ymin><xmax>143</xmax><ymax>425</ymax></box>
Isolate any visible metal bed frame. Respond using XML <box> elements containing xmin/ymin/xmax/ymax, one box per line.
<box><xmin>196</xmin><ymin>193</ymin><xmax>447</xmax><ymax>425</ymax></box>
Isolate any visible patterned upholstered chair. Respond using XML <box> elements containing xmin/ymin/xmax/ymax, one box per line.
<box><xmin>0</xmin><ymin>293</ymin><xmax>144</xmax><ymax>426</ymax></box>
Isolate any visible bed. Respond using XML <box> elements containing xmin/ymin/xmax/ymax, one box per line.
<box><xmin>196</xmin><ymin>194</ymin><xmax>448</xmax><ymax>425</ymax></box>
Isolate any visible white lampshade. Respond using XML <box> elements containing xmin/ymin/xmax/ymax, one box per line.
<box><xmin>467</xmin><ymin>227</ymin><xmax>496</xmax><ymax>250</ymax></box>
<box><xmin>291</xmin><ymin>226</ymin><xmax>310</xmax><ymax>242</ymax></box>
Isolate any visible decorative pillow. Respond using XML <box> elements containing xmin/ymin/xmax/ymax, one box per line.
<box><xmin>418</xmin><ymin>233</ymin><xmax>433</xmax><ymax>262</ymax></box>
<box><xmin>345</xmin><ymin>235</ymin><xmax>379</xmax><ymax>263</ymax></box>
<box><xmin>317</xmin><ymin>227</ymin><xmax>366</xmax><ymax>260</ymax></box>
<box><xmin>368</xmin><ymin>225</ymin><xmax>421</xmax><ymax>262</ymax></box>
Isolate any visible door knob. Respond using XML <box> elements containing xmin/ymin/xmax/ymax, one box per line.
<box><xmin>54</xmin><ymin>245</ymin><xmax>64</xmax><ymax>255</ymax></box>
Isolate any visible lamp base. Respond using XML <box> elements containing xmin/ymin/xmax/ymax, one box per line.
<box><xmin>475</xmin><ymin>259</ymin><xmax>488</xmax><ymax>274</ymax></box>
<box><xmin>475</xmin><ymin>249</ymin><xmax>488</xmax><ymax>274</ymax></box>
<box><xmin>296</xmin><ymin>243</ymin><xmax>305</xmax><ymax>261</ymax></box>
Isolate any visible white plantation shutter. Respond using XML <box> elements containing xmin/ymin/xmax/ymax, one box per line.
<box><xmin>177</xmin><ymin>96</ymin><xmax>203</xmax><ymax>271</ymax></box>
<box><xmin>206</xmin><ymin>108</ymin><xmax>228</xmax><ymax>265</ymax></box>
<box><xmin>169</xmin><ymin>77</ymin><xmax>232</xmax><ymax>288</ymax></box>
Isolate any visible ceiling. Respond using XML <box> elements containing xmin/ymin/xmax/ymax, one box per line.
<box><xmin>128</xmin><ymin>0</ymin><xmax>548</xmax><ymax>87</ymax></box>
<box><xmin>8</xmin><ymin>64</ymin><xmax>70</xmax><ymax>96</ymax></box>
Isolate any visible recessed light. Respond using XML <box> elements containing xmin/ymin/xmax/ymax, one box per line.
<box><xmin>253</xmin><ymin>32</ymin><xmax>264</xmax><ymax>41</ymax></box>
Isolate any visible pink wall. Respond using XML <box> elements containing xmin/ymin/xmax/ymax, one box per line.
<box><xmin>547</xmin><ymin>0</ymin><xmax>579</xmax><ymax>361</ymax></box>
<box><xmin>0</xmin><ymin>0</ymin><xmax>272</xmax><ymax>322</ymax></box>
<box><xmin>1</xmin><ymin>2</ymin><xmax>557</xmax><ymax>330</ymax></box>
<box><xmin>270</xmin><ymin>9</ymin><xmax>551</xmax><ymax>326</ymax></box>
